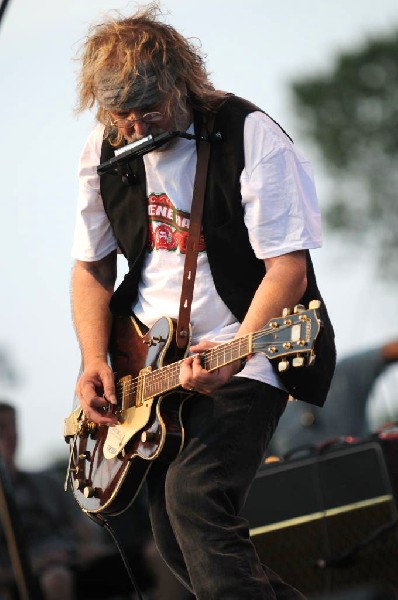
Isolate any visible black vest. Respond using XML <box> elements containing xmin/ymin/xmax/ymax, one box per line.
<box><xmin>99</xmin><ymin>95</ymin><xmax>336</xmax><ymax>406</ymax></box>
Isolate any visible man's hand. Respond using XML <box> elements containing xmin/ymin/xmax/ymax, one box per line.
<box><xmin>179</xmin><ymin>340</ymin><xmax>243</xmax><ymax>395</ymax></box>
<box><xmin>76</xmin><ymin>359</ymin><xmax>118</xmax><ymax>425</ymax></box>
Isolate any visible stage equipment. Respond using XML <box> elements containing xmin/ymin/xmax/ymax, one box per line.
<box><xmin>241</xmin><ymin>439</ymin><xmax>398</xmax><ymax>596</ymax></box>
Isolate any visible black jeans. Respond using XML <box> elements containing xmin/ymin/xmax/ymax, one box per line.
<box><xmin>146</xmin><ymin>377</ymin><xmax>306</xmax><ymax>600</ymax></box>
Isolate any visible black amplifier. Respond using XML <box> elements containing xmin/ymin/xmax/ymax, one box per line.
<box><xmin>241</xmin><ymin>439</ymin><xmax>398</xmax><ymax>596</ymax></box>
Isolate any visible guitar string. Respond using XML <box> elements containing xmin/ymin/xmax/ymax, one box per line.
<box><xmin>115</xmin><ymin>322</ymin><xmax>310</xmax><ymax>398</ymax></box>
<box><xmin>115</xmin><ymin>327</ymin><xmax>272</xmax><ymax>397</ymax></box>
<box><xmin>115</xmin><ymin>321</ymin><xmax>312</xmax><ymax>401</ymax></box>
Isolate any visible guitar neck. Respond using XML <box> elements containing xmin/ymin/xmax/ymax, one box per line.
<box><xmin>142</xmin><ymin>334</ymin><xmax>252</xmax><ymax>401</ymax></box>
<box><xmin>114</xmin><ymin>302</ymin><xmax>321</xmax><ymax>410</ymax></box>
<box><xmin>65</xmin><ymin>302</ymin><xmax>320</xmax><ymax>441</ymax></box>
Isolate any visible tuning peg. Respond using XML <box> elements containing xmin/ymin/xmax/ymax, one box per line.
<box><xmin>293</xmin><ymin>304</ymin><xmax>305</xmax><ymax>313</ymax></box>
<box><xmin>292</xmin><ymin>356</ymin><xmax>305</xmax><ymax>368</ymax></box>
<box><xmin>282</xmin><ymin>307</ymin><xmax>291</xmax><ymax>317</ymax></box>
<box><xmin>309</xmin><ymin>300</ymin><xmax>321</xmax><ymax>310</ymax></box>
<box><xmin>278</xmin><ymin>359</ymin><xmax>290</xmax><ymax>372</ymax></box>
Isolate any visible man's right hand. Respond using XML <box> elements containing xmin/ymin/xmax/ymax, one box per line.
<box><xmin>76</xmin><ymin>359</ymin><xmax>119</xmax><ymax>425</ymax></box>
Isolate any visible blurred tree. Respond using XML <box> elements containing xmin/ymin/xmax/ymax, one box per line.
<box><xmin>291</xmin><ymin>29</ymin><xmax>398</xmax><ymax>277</ymax></box>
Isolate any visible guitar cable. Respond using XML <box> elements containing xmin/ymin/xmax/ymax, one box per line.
<box><xmin>316</xmin><ymin>515</ymin><xmax>398</xmax><ymax>570</ymax></box>
<box><xmin>86</xmin><ymin>511</ymin><xmax>145</xmax><ymax>600</ymax></box>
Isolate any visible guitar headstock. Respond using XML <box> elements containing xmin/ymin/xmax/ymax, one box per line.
<box><xmin>253</xmin><ymin>300</ymin><xmax>322</xmax><ymax>372</ymax></box>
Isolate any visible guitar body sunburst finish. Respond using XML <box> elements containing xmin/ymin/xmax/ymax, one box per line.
<box><xmin>69</xmin><ymin>316</ymin><xmax>189</xmax><ymax>516</ymax></box>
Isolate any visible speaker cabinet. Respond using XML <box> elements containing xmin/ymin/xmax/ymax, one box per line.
<box><xmin>241</xmin><ymin>440</ymin><xmax>398</xmax><ymax>596</ymax></box>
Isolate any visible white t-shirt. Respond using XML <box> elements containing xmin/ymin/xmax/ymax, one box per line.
<box><xmin>72</xmin><ymin>111</ymin><xmax>322</xmax><ymax>388</ymax></box>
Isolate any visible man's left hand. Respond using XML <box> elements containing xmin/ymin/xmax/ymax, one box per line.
<box><xmin>179</xmin><ymin>340</ymin><xmax>243</xmax><ymax>395</ymax></box>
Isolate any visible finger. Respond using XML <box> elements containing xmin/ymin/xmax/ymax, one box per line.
<box><xmin>82</xmin><ymin>396</ymin><xmax>118</xmax><ymax>425</ymax></box>
<box><xmin>79</xmin><ymin>380</ymin><xmax>104</xmax><ymax>403</ymax></box>
<box><xmin>77</xmin><ymin>381</ymin><xmax>115</xmax><ymax>422</ymax></box>
<box><xmin>179</xmin><ymin>356</ymin><xmax>197</xmax><ymax>390</ymax></box>
<box><xmin>189</xmin><ymin>341</ymin><xmax>215</xmax><ymax>352</ymax></box>
<box><xmin>101</xmin><ymin>371</ymin><xmax>117</xmax><ymax>404</ymax></box>
<box><xmin>191</xmin><ymin>353</ymin><xmax>208</xmax><ymax>375</ymax></box>
<box><xmin>89</xmin><ymin>364</ymin><xmax>117</xmax><ymax>405</ymax></box>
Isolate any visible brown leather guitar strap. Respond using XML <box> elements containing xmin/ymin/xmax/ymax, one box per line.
<box><xmin>176</xmin><ymin>114</ymin><xmax>215</xmax><ymax>349</ymax></box>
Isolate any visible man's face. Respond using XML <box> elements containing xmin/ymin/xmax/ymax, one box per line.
<box><xmin>107</xmin><ymin>94</ymin><xmax>191</xmax><ymax>146</ymax></box>
<box><xmin>108</xmin><ymin>99</ymin><xmax>174</xmax><ymax>143</ymax></box>
<box><xmin>0</xmin><ymin>409</ymin><xmax>17</xmax><ymax>466</ymax></box>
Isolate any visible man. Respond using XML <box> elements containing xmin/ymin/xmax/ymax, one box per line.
<box><xmin>71</xmin><ymin>4</ymin><xmax>335</xmax><ymax>599</ymax></box>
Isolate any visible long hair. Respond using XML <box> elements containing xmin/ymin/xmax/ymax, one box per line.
<box><xmin>76</xmin><ymin>2</ymin><xmax>225</xmax><ymax>145</ymax></box>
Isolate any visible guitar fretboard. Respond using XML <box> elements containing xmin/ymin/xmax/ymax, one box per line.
<box><xmin>119</xmin><ymin>334</ymin><xmax>253</xmax><ymax>407</ymax></box>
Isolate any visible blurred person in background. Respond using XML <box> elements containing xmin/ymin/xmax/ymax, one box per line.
<box><xmin>270</xmin><ymin>340</ymin><xmax>398</xmax><ymax>457</ymax></box>
<box><xmin>366</xmin><ymin>361</ymin><xmax>398</xmax><ymax>432</ymax></box>
<box><xmin>0</xmin><ymin>401</ymin><xmax>108</xmax><ymax>600</ymax></box>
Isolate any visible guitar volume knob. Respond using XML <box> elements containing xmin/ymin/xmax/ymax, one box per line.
<box><xmin>83</xmin><ymin>485</ymin><xmax>98</xmax><ymax>498</ymax></box>
<box><xmin>78</xmin><ymin>420</ymin><xmax>98</xmax><ymax>436</ymax></box>
<box><xmin>141</xmin><ymin>431</ymin><xmax>157</xmax><ymax>443</ymax></box>
<box><xmin>73</xmin><ymin>478</ymin><xmax>85</xmax><ymax>491</ymax></box>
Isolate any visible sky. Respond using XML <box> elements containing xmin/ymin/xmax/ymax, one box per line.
<box><xmin>1</xmin><ymin>0</ymin><xmax>398</xmax><ymax>470</ymax></box>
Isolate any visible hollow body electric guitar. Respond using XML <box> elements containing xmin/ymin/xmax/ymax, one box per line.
<box><xmin>64</xmin><ymin>301</ymin><xmax>322</xmax><ymax>516</ymax></box>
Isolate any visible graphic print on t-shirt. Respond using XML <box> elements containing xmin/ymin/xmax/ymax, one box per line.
<box><xmin>147</xmin><ymin>192</ymin><xmax>205</xmax><ymax>254</ymax></box>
